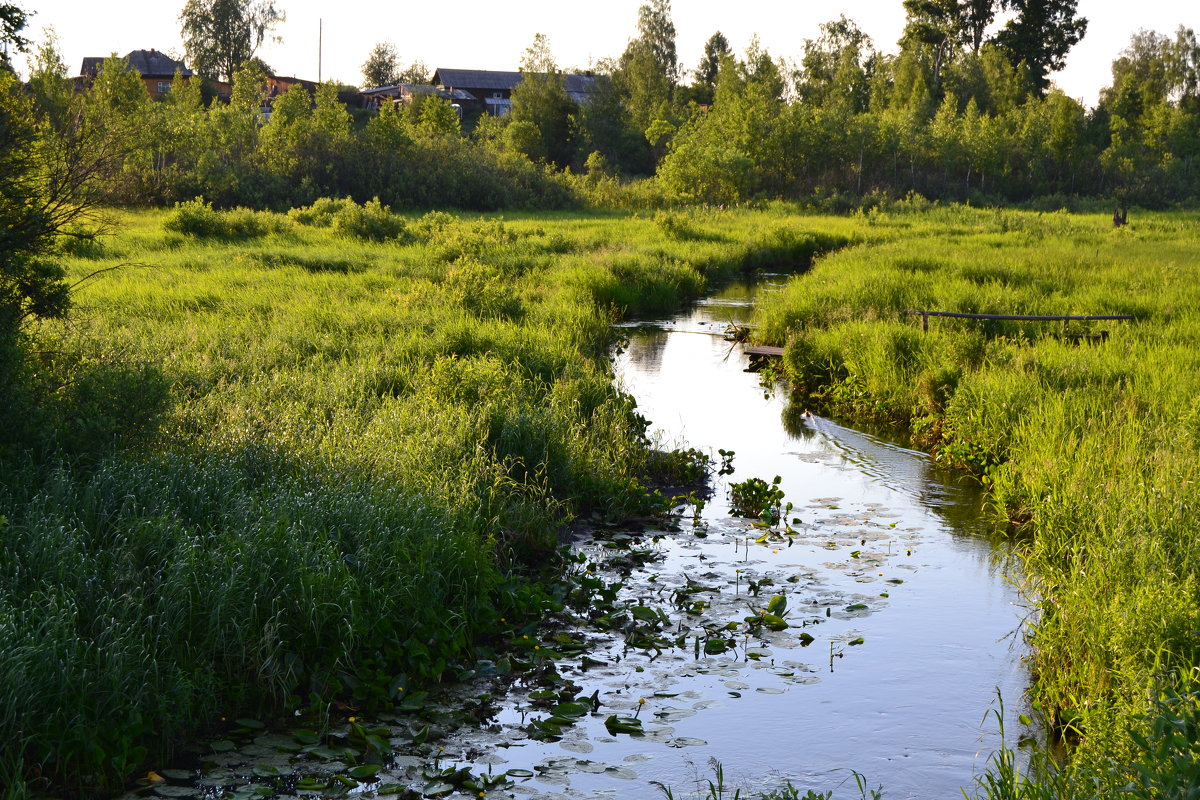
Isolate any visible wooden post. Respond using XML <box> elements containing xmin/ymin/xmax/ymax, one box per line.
<box><xmin>921</xmin><ymin>312</ymin><xmax>928</xmax><ymax>332</ymax></box>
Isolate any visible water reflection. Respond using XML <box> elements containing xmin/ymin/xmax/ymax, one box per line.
<box><xmin>606</xmin><ymin>276</ymin><xmax>1028</xmax><ymax>799</ymax></box>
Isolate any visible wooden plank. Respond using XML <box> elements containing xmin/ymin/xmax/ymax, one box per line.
<box><xmin>744</xmin><ymin>345</ymin><xmax>785</xmax><ymax>356</ymax></box>
<box><xmin>903</xmin><ymin>310</ymin><xmax>1133</xmax><ymax>322</ymax></box>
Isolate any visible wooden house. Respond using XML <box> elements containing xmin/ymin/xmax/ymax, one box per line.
<box><xmin>77</xmin><ymin>49</ymin><xmax>193</xmax><ymax>100</ymax></box>
<box><xmin>431</xmin><ymin>68</ymin><xmax>597</xmax><ymax>115</ymax></box>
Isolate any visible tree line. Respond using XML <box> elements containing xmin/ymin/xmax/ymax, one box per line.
<box><xmin>7</xmin><ymin>0</ymin><xmax>1200</xmax><ymax>223</ymax></box>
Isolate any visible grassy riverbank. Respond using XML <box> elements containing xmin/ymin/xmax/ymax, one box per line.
<box><xmin>754</xmin><ymin>205</ymin><xmax>1200</xmax><ymax>793</ymax></box>
<box><xmin>0</xmin><ymin>203</ymin><xmax>851</xmax><ymax>797</ymax></box>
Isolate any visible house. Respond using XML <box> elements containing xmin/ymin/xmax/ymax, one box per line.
<box><xmin>431</xmin><ymin>68</ymin><xmax>597</xmax><ymax>116</ymax></box>
<box><xmin>77</xmin><ymin>49</ymin><xmax>193</xmax><ymax>99</ymax></box>
<box><xmin>360</xmin><ymin>84</ymin><xmax>477</xmax><ymax>112</ymax></box>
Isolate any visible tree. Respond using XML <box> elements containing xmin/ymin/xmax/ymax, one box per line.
<box><xmin>796</xmin><ymin>16</ymin><xmax>874</xmax><ymax>109</ymax></box>
<box><xmin>635</xmin><ymin>0</ymin><xmax>678</xmax><ymax>85</ymax></box>
<box><xmin>901</xmin><ymin>0</ymin><xmax>962</xmax><ymax>87</ymax></box>
<box><xmin>362</xmin><ymin>41</ymin><xmax>400</xmax><ymax>88</ymax></box>
<box><xmin>179</xmin><ymin>0</ymin><xmax>284</xmax><ymax>82</ymax></box>
<box><xmin>418</xmin><ymin>97</ymin><xmax>460</xmax><ymax>137</ymax></box>
<box><xmin>695</xmin><ymin>31</ymin><xmax>731</xmax><ymax>88</ymax></box>
<box><xmin>398</xmin><ymin>60</ymin><xmax>430</xmax><ymax>85</ymax></box>
<box><xmin>994</xmin><ymin>0</ymin><xmax>1087</xmax><ymax>95</ymax></box>
<box><xmin>960</xmin><ymin>0</ymin><xmax>998</xmax><ymax>53</ymax></box>
<box><xmin>26</xmin><ymin>27</ymin><xmax>73</xmax><ymax>129</ymax></box>
<box><xmin>509</xmin><ymin>33</ymin><xmax>576</xmax><ymax>167</ymax></box>
<box><xmin>1</xmin><ymin>64</ymin><xmax>125</xmax><ymax>333</ymax></box>
<box><xmin>619</xmin><ymin>0</ymin><xmax>679</xmax><ymax>133</ymax></box>
<box><xmin>0</xmin><ymin>3</ymin><xmax>29</xmax><ymax>71</ymax></box>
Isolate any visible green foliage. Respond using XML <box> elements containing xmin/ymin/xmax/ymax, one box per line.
<box><xmin>180</xmin><ymin>0</ymin><xmax>284</xmax><ymax>82</ymax></box>
<box><xmin>329</xmin><ymin>198</ymin><xmax>409</xmax><ymax>241</ymax></box>
<box><xmin>509</xmin><ymin>34</ymin><xmax>577</xmax><ymax>168</ymax></box>
<box><xmin>163</xmin><ymin>197</ymin><xmax>286</xmax><ymax>238</ymax></box>
<box><xmin>0</xmin><ymin>2</ymin><xmax>29</xmax><ymax>71</ymax></box>
<box><xmin>361</xmin><ymin>41</ymin><xmax>400</xmax><ymax>88</ymax></box>
<box><xmin>729</xmin><ymin>475</ymin><xmax>784</xmax><ymax>519</ymax></box>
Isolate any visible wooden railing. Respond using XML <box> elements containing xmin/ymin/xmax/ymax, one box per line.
<box><xmin>904</xmin><ymin>310</ymin><xmax>1134</xmax><ymax>332</ymax></box>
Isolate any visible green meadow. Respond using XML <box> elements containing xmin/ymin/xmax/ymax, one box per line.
<box><xmin>0</xmin><ymin>202</ymin><xmax>848</xmax><ymax>797</ymax></box>
<box><xmin>755</xmin><ymin>204</ymin><xmax>1200</xmax><ymax>794</ymax></box>
<box><xmin>6</xmin><ymin>199</ymin><xmax>1200</xmax><ymax>797</ymax></box>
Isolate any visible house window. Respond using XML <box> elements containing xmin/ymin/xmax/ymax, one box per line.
<box><xmin>493</xmin><ymin>91</ymin><xmax>503</xmax><ymax>98</ymax></box>
<box><xmin>157</xmin><ymin>81</ymin><xmax>172</xmax><ymax>94</ymax></box>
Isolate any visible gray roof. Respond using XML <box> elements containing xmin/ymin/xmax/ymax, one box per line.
<box><xmin>432</xmin><ymin>67</ymin><xmax>596</xmax><ymax>96</ymax></box>
<box><xmin>80</xmin><ymin>49</ymin><xmax>193</xmax><ymax>79</ymax></box>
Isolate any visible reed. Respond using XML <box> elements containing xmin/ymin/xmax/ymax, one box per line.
<box><xmin>0</xmin><ymin>203</ymin><xmax>850</xmax><ymax>797</ymax></box>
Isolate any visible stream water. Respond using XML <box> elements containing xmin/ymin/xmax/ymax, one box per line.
<box><xmin>130</xmin><ymin>278</ymin><xmax>1030</xmax><ymax>800</ymax></box>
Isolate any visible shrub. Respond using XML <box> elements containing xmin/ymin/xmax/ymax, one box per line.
<box><xmin>163</xmin><ymin>198</ymin><xmax>285</xmax><ymax>238</ymax></box>
<box><xmin>287</xmin><ymin>196</ymin><xmax>357</xmax><ymax>227</ymax></box>
<box><xmin>331</xmin><ymin>198</ymin><xmax>410</xmax><ymax>242</ymax></box>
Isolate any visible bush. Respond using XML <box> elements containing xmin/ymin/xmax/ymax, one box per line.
<box><xmin>163</xmin><ymin>198</ymin><xmax>286</xmax><ymax>238</ymax></box>
<box><xmin>331</xmin><ymin>198</ymin><xmax>410</xmax><ymax>242</ymax></box>
<box><xmin>287</xmin><ymin>196</ymin><xmax>357</xmax><ymax>227</ymax></box>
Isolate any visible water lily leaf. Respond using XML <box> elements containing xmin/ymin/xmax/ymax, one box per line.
<box><xmin>160</xmin><ymin>769</ymin><xmax>194</xmax><ymax>781</ymax></box>
<box><xmin>399</xmin><ymin>691</ymin><xmax>429</xmax><ymax>711</ymax></box>
<box><xmin>506</xmin><ymin>769</ymin><xmax>535</xmax><ymax>778</ymax></box>
<box><xmin>604</xmin><ymin>714</ymin><xmax>644</xmax><ymax>735</ymax></box>
<box><xmin>551</xmin><ymin>702</ymin><xmax>589</xmax><ymax>719</ymax></box>
<box><xmin>798</xmin><ymin>632</ymin><xmax>814</xmax><ymax>645</ymax></box>
<box><xmin>235</xmin><ymin>718</ymin><xmax>265</xmax><ymax>730</ymax></box>
<box><xmin>846</xmin><ymin>603</ymin><xmax>868</xmax><ymax>612</ymax></box>
<box><xmin>293</xmin><ymin>729</ymin><xmax>320</xmax><ymax>745</ymax></box>
<box><xmin>848</xmin><ymin>637</ymin><xmax>865</xmax><ymax>645</ymax></box>
<box><xmin>252</xmin><ymin>764</ymin><xmax>285</xmax><ymax>779</ymax></box>
<box><xmin>422</xmin><ymin>782</ymin><xmax>454</xmax><ymax>797</ymax></box>
<box><xmin>760</xmin><ymin>612</ymin><xmax>788</xmax><ymax>630</ymax></box>
<box><xmin>295</xmin><ymin>778</ymin><xmax>327</xmax><ymax>791</ymax></box>
<box><xmin>631</xmin><ymin>605</ymin><xmax>660</xmax><ymax>622</ymax></box>
<box><xmin>348</xmin><ymin>764</ymin><xmax>381</xmax><ymax>781</ymax></box>
<box><xmin>376</xmin><ymin>784</ymin><xmax>407</xmax><ymax>795</ymax></box>
<box><xmin>308</xmin><ymin>745</ymin><xmax>347</xmax><ymax>761</ymax></box>
<box><xmin>767</xmin><ymin>594</ymin><xmax>787</xmax><ymax>615</ymax></box>
<box><xmin>209</xmin><ymin>740</ymin><xmax>235</xmax><ymax>753</ymax></box>
<box><xmin>704</xmin><ymin>639</ymin><xmax>731</xmax><ymax>655</ymax></box>
<box><xmin>665</xmin><ymin>737</ymin><xmax>708</xmax><ymax>747</ymax></box>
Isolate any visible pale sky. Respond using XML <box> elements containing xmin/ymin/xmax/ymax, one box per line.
<box><xmin>22</xmin><ymin>1</ymin><xmax>1200</xmax><ymax>108</ymax></box>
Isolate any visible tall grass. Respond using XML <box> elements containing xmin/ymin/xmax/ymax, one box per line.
<box><xmin>0</xmin><ymin>203</ymin><xmax>850</xmax><ymax>797</ymax></box>
<box><xmin>754</xmin><ymin>205</ymin><xmax>1200</xmax><ymax>793</ymax></box>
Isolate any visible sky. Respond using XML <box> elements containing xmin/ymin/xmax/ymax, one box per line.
<box><xmin>21</xmin><ymin>0</ymin><xmax>1200</xmax><ymax>108</ymax></box>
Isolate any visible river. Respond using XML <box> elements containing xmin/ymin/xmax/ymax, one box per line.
<box><xmin>128</xmin><ymin>277</ymin><xmax>1030</xmax><ymax>800</ymax></box>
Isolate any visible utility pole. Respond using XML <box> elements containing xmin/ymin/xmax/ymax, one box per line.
<box><xmin>318</xmin><ymin>18</ymin><xmax>323</xmax><ymax>82</ymax></box>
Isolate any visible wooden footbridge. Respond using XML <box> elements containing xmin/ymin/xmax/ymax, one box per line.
<box><xmin>738</xmin><ymin>309</ymin><xmax>1134</xmax><ymax>370</ymax></box>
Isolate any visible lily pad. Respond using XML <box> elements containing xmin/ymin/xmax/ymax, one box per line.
<box><xmin>665</xmin><ymin>737</ymin><xmax>708</xmax><ymax>748</ymax></box>
<box><xmin>348</xmin><ymin>764</ymin><xmax>381</xmax><ymax>781</ymax></box>
<box><xmin>603</xmin><ymin>715</ymin><xmax>644</xmax><ymax>735</ymax></box>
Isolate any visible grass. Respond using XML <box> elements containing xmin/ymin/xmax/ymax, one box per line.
<box><xmin>752</xmin><ymin>204</ymin><xmax>1200</xmax><ymax>795</ymax></box>
<box><xmin>0</xmin><ymin>202</ymin><xmax>851</xmax><ymax>797</ymax></box>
